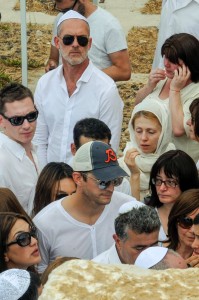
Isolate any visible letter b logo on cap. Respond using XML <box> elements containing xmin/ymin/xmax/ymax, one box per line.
<box><xmin>105</xmin><ymin>149</ymin><xmax>117</xmax><ymax>163</ymax></box>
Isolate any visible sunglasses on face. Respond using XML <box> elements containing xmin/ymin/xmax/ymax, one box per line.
<box><xmin>55</xmin><ymin>192</ymin><xmax>68</xmax><ymax>200</ymax></box>
<box><xmin>177</xmin><ymin>216</ymin><xmax>194</xmax><ymax>229</ymax></box>
<box><xmin>54</xmin><ymin>0</ymin><xmax>78</xmax><ymax>13</ymax></box>
<box><xmin>61</xmin><ymin>35</ymin><xmax>89</xmax><ymax>47</ymax></box>
<box><xmin>1</xmin><ymin>109</ymin><xmax>38</xmax><ymax>126</ymax></box>
<box><xmin>6</xmin><ymin>227</ymin><xmax>38</xmax><ymax>247</ymax></box>
<box><xmin>84</xmin><ymin>174</ymin><xmax>123</xmax><ymax>190</ymax></box>
<box><xmin>152</xmin><ymin>178</ymin><xmax>178</xmax><ymax>188</ymax></box>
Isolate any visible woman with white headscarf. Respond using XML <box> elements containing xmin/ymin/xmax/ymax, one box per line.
<box><xmin>119</xmin><ymin>99</ymin><xmax>175</xmax><ymax>201</ymax></box>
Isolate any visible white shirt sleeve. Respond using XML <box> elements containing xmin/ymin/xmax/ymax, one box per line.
<box><xmin>33</xmin><ymin>81</ymin><xmax>49</xmax><ymax>168</ymax></box>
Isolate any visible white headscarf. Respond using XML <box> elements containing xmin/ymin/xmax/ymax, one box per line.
<box><xmin>119</xmin><ymin>99</ymin><xmax>175</xmax><ymax>199</ymax></box>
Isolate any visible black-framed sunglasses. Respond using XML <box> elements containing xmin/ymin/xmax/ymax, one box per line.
<box><xmin>55</xmin><ymin>192</ymin><xmax>68</xmax><ymax>200</ymax></box>
<box><xmin>61</xmin><ymin>35</ymin><xmax>89</xmax><ymax>47</ymax></box>
<box><xmin>83</xmin><ymin>173</ymin><xmax>123</xmax><ymax>190</ymax></box>
<box><xmin>6</xmin><ymin>227</ymin><xmax>38</xmax><ymax>248</ymax></box>
<box><xmin>1</xmin><ymin>109</ymin><xmax>38</xmax><ymax>126</ymax></box>
<box><xmin>54</xmin><ymin>0</ymin><xmax>78</xmax><ymax>13</ymax></box>
<box><xmin>177</xmin><ymin>216</ymin><xmax>194</xmax><ymax>229</ymax></box>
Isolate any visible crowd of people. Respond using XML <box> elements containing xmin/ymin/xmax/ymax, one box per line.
<box><xmin>1</xmin><ymin>0</ymin><xmax>199</xmax><ymax>298</ymax></box>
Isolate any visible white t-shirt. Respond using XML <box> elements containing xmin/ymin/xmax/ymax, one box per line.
<box><xmin>33</xmin><ymin>191</ymin><xmax>137</xmax><ymax>273</ymax></box>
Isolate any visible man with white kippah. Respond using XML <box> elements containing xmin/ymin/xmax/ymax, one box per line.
<box><xmin>33</xmin><ymin>141</ymin><xmax>139</xmax><ymax>273</ymax></box>
<box><xmin>33</xmin><ymin>10</ymin><xmax>124</xmax><ymax>168</ymax></box>
<box><xmin>45</xmin><ymin>0</ymin><xmax>131</xmax><ymax>81</ymax></box>
<box><xmin>135</xmin><ymin>246</ymin><xmax>187</xmax><ymax>270</ymax></box>
<box><xmin>92</xmin><ymin>205</ymin><xmax>160</xmax><ymax>265</ymax></box>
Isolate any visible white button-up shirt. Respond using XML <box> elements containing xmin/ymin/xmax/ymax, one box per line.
<box><xmin>33</xmin><ymin>61</ymin><xmax>123</xmax><ymax>167</ymax></box>
<box><xmin>92</xmin><ymin>244</ymin><xmax>122</xmax><ymax>264</ymax></box>
<box><xmin>0</xmin><ymin>133</ymin><xmax>40</xmax><ymax>214</ymax></box>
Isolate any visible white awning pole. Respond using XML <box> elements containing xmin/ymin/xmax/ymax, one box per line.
<box><xmin>20</xmin><ymin>0</ymin><xmax>28</xmax><ymax>87</ymax></box>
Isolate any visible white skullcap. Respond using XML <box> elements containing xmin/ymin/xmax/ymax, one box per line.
<box><xmin>57</xmin><ymin>10</ymin><xmax>88</xmax><ymax>28</ymax></box>
<box><xmin>134</xmin><ymin>246</ymin><xmax>168</xmax><ymax>269</ymax></box>
<box><xmin>0</xmin><ymin>269</ymin><xmax>30</xmax><ymax>300</ymax></box>
<box><xmin>118</xmin><ymin>201</ymin><xmax>144</xmax><ymax>215</ymax></box>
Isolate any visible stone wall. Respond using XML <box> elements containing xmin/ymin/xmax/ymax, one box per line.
<box><xmin>39</xmin><ymin>260</ymin><xmax>199</xmax><ymax>300</ymax></box>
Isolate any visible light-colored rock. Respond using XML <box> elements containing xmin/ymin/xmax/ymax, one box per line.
<box><xmin>39</xmin><ymin>260</ymin><xmax>199</xmax><ymax>300</ymax></box>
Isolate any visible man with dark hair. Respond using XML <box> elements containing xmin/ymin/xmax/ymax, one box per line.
<box><xmin>33</xmin><ymin>141</ymin><xmax>138</xmax><ymax>273</ymax></box>
<box><xmin>70</xmin><ymin>118</ymin><xmax>131</xmax><ymax>195</ymax></box>
<box><xmin>93</xmin><ymin>205</ymin><xmax>160</xmax><ymax>264</ymax></box>
<box><xmin>0</xmin><ymin>83</ymin><xmax>40</xmax><ymax>214</ymax></box>
<box><xmin>71</xmin><ymin>117</ymin><xmax>111</xmax><ymax>155</ymax></box>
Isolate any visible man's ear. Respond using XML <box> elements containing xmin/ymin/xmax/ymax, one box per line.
<box><xmin>88</xmin><ymin>37</ymin><xmax>92</xmax><ymax>50</ymax></box>
<box><xmin>0</xmin><ymin>115</ymin><xmax>6</xmax><ymax>129</ymax></box>
<box><xmin>72</xmin><ymin>172</ymin><xmax>83</xmax><ymax>186</ymax></box>
<box><xmin>113</xmin><ymin>234</ymin><xmax>121</xmax><ymax>247</ymax></box>
<box><xmin>71</xmin><ymin>143</ymin><xmax>77</xmax><ymax>156</ymax></box>
<box><xmin>54</xmin><ymin>36</ymin><xmax>60</xmax><ymax>49</ymax></box>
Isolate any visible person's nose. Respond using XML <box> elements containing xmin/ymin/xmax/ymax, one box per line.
<box><xmin>159</xmin><ymin>181</ymin><xmax>167</xmax><ymax>191</ymax></box>
<box><xmin>30</xmin><ymin>236</ymin><xmax>38</xmax><ymax>246</ymax></box>
<box><xmin>191</xmin><ymin>238</ymin><xmax>198</xmax><ymax>249</ymax></box>
<box><xmin>164</xmin><ymin>57</ymin><xmax>170</xmax><ymax>67</ymax></box>
<box><xmin>106</xmin><ymin>182</ymin><xmax>114</xmax><ymax>192</ymax></box>
<box><xmin>140</xmin><ymin>131</ymin><xmax>148</xmax><ymax>141</ymax></box>
<box><xmin>22</xmin><ymin>119</ymin><xmax>31</xmax><ymax>129</ymax></box>
<box><xmin>72</xmin><ymin>37</ymin><xmax>79</xmax><ymax>47</ymax></box>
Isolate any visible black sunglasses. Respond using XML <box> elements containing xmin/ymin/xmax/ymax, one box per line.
<box><xmin>177</xmin><ymin>216</ymin><xmax>193</xmax><ymax>229</ymax></box>
<box><xmin>62</xmin><ymin>35</ymin><xmax>89</xmax><ymax>47</ymax></box>
<box><xmin>54</xmin><ymin>0</ymin><xmax>78</xmax><ymax>13</ymax></box>
<box><xmin>1</xmin><ymin>109</ymin><xmax>38</xmax><ymax>126</ymax></box>
<box><xmin>6</xmin><ymin>227</ymin><xmax>38</xmax><ymax>247</ymax></box>
<box><xmin>55</xmin><ymin>192</ymin><xmax>68</xmax><ymax>200</ymax></box>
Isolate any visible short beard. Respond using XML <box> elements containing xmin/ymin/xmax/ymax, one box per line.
<box><xmin>60</xmin><ymin>48</ymin><xmax>87</xmax><ymax>66</ymax></box>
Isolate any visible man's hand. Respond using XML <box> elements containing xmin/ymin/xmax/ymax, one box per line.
<box><xmin>186</xmin><ymin>254</ymin><xmax>199</xmax><ymax>268</ymax></box>
<box><xmin>45</xmin><ymin>58</ymin><xmax>58</xmax><ymax>73</ymax></box>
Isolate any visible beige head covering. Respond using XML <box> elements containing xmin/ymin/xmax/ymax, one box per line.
<box><xmin>120</xmin><ymin>99</ymin><xmax>175</xmax><ymax>199</ymax></box>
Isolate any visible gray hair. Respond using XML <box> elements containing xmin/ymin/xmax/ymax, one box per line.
<box><xmin>150</xmin><ymin>249</ymin><xmax>181</xmax><ymax>270</ymax></box>
<box><xmin>115</xmin><ymin>205</ymin><xmax>160</xmax><ymax>241</ymax></box>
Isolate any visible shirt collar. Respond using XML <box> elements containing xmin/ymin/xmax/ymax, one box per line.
<box><xmin>110</xmin><ymin>244</ymin><xmax>122</xmax><ymax>264</ymax></box>
<box><xmin>58</xmin><ymin>60</ymin><xmax>94</xmax><ymax>86</ymax></box>
<box><xmin>77</xmin><ymin>60</ymin><xmax>94</xmax><ymax>83</ymax></box>
<box><xmin>0</xmin><ymin>132</ymin><xmax>35</xmax><ymax>161</ymax></box>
